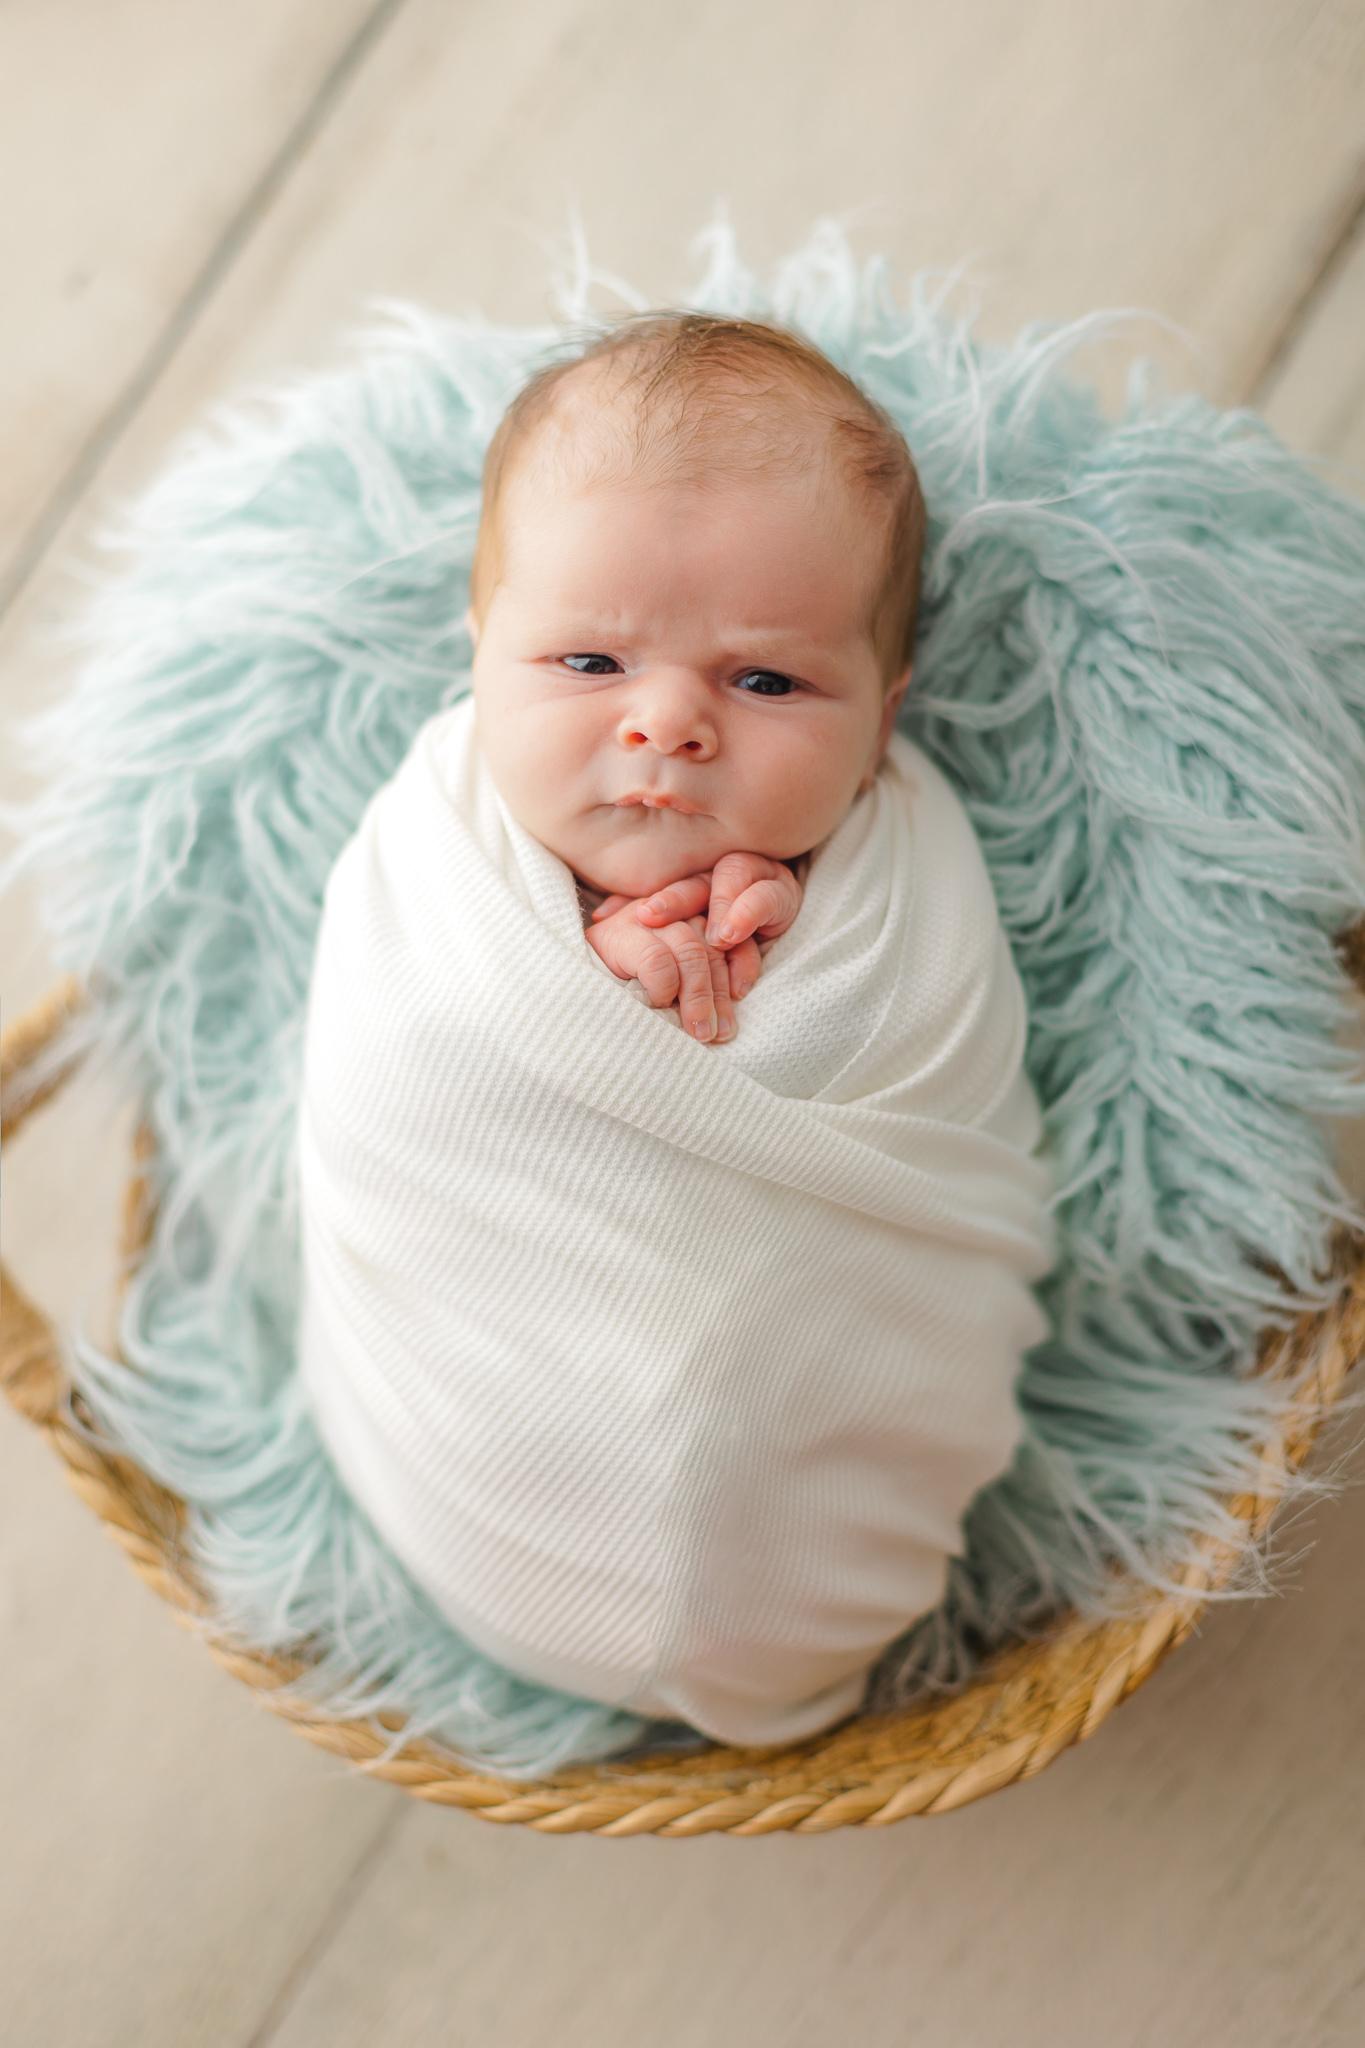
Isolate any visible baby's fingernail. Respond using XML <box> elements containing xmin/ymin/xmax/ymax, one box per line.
<box><xmin>692</xmin><ymin>1016</ymin><xmax>714</xmax><ymax>1042</ymax></box>
<box><xmin>735</xmin><ymin>979</ymin><xmax>754</xmax><ymax>1000</ymax></box>
<box><xmin>713</xmin><ymin>924</ymin><xmax>736</xmax><ymax>945</ymax></box>
<box><xmin>715</xmin><ymin>1016</ymin><xmax>734</xmax><ymax>1042</ymax></box>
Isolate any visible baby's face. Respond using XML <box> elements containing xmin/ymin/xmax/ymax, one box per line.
<box><xmin>469</xmin><ymin>465</ymin><xmax>906</xmax><ymax>899</ymax></box>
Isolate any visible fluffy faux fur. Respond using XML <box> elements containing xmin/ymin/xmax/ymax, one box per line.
<box><xmin>9</xmin><ymin>224</ymin><xmax>1365</xmax><ymax>1773</ymax></box>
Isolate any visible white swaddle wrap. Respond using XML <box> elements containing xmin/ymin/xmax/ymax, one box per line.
<box><xmin>298</xmin><ymin>696</ymin><xmax>1053</xmax><ymax>1745</ymax></box>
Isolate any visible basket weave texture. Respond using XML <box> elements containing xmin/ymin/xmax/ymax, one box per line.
<box><xmin>2</xmin><ymin>981</ymin><xmax>1361</xmax><ymax>1836</ymax></box>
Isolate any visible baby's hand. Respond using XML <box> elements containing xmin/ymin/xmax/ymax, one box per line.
<box><xmin>588</xmin><ymin>853</ymin><xmax>804</xmax><ymax>1036</ymax></box>
<box><xmin>586</xmin><ymin>902</ymin><xmax>737</xmax><ymax>1043</ymax></box>
<box><xmin>602</xmin><ymin>853</ymin><xmax>802</xmax><ymax>1001</ymax></box>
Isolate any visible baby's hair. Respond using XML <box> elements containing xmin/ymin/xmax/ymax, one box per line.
<box><xmin>469</xmin><ymin>314</ymin><xmax>926</xmax><ymax>688</ymax></box>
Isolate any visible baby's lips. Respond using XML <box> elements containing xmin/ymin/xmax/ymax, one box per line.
<box><xmin>613</xmin><ymin>791</ymin><xmax>706</xmax><ymax>815</ymax></box>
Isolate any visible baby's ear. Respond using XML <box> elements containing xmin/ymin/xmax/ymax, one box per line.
<box><xmin>876</xmin><ymin>668</ymin><xmax>912</xmax><ymax>748</ymax></box>
<box><xmin>859</xmin><ymin>670</ymin><xmax>912</xmax><ymax>791</ymax></box>
<box><xmin>464</xmin><ymin>606</ymin><xmax>480</xmax><ymax>648</ymax></box>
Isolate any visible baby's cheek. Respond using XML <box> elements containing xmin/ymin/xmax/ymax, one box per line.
<box><xmin>727</xmin><ymin>756</ymin><xmax>848</xmax><ymax>860</ymax></box>
<box><xmin>480</xmin><ymin>711</ymin><xmax>587</xmax><ymax>856</ymax></box>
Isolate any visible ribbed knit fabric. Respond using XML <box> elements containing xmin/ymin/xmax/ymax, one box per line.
<box><xmin>297</xmin><ymin>699</ymin><xmax>1053</xmax><ymax>1744</ymax></box>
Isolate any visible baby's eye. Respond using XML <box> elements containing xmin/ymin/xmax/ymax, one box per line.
<box><xmin>562</xmin><ymin>653</ymin><xmax>622</xmax><ymax>676</ymax></box>
<box><xmin>735</xmin><ymin>670</ymin><xmax>797</xmax><ymax>697</ymax></box>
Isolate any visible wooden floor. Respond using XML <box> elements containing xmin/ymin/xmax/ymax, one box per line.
<box><xmin>3</xmin><ymin>4</ymin><xmax>1365</xmax><ymax>2041</ymax></box>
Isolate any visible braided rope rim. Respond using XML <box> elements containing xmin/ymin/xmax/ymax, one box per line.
<box><xmin>3</xmin><ymin>980</ymin><xmax>1362</xmax><ymax>1835</ymax></box>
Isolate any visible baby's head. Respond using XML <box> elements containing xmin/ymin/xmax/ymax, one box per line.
<box><xmin>467</xmin><ymin>315</ymin><xmax>925</xmax><ymax>898</ymax></box>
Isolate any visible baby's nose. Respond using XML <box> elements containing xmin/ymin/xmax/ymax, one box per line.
<box><xmin>617</xmin><ymin>673</ymin><xmax>717</xmax><ymax>759</ymax></box>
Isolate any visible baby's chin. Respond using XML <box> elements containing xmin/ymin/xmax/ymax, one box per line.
<box><xmin>570</xmin><ymin>822</ymin><xmax>752</xmax><ymax>899</ymax></box>
<box><xmin>577</xmin><ymin>852</ymin><xmax>720</xmax><ymax>897</ymax></box>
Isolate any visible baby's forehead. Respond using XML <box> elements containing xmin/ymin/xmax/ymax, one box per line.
<box><xmin>515</xmin><ymin>350</ymin><xmax>851</xmax><ymax>498</ymax></box>
<box><xmin>493</xmin><ymin>367</ymin><xmax>891</xmax><ymax>627</ymax></box>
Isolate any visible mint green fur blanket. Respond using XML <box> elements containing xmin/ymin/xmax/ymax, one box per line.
<box><xmin>10</xmin><ymin>227</ymin><xmax>1365</xmax><ymax>1775</ymax></box>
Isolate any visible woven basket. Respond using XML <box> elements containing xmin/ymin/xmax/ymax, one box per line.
<box><xmin>3</xmin><ymin>979</ymin><xmax>1362</xmax><ymax>1836</ymax></box>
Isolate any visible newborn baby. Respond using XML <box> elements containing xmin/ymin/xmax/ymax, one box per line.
<box><xmin>298</xmin><ymin>316</ymin><xmax>1053</xmax><ymax>1748</ymax></box>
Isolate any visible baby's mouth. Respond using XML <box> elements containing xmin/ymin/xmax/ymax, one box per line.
<box><xmin>614</xmin><ymin>792</ymin><xmax>705</xmax><ymax>816</ymax></box>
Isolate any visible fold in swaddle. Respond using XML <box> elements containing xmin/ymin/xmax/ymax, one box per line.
<box><xmin>298</xmin><ymin>696</ymin><xmax>1052</xmax><ymax>1745</ymax></box>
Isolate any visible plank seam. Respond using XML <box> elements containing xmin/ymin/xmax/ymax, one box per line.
<box><xmin>0</xmin><ymin>0</ymin><xmax>414</xmax><ymax>625</ymax></box>
<box><xmin>1246</xmin><ymin>162</ymin><xmax>1365</xmax><ymax>407</ymax></box>
<box><xmin>241</xmin><ymin>1797</ymin><xmax>407</xmax><ymax>2048</ymax></box>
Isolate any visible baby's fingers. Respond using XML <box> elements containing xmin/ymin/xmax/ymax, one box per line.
<box><xmin>708</xmin><ymin>872</ymin><xmax>802</xmax><ymax>948</ymax></box>
<box><xmin>630</xmin><ymin>938</ymin><xmax>683</xmax><ymax>1012</ymax></box>
<box><xmin>589</xmin><ymin>893</ymin><xmax>634</xmax><ymax>923</ymax></box>
<box><xmin>707</xmin><ymin>931</ymin><xmax>738</xmax><ymax>1043</ymax></box>
<box><xmin>727</xmin><ymin>936</ymin><xmax>762</xmax><ymax>1001</ymax></box>
<box><xmin>633</xmin><ymin>873</ymin><xmax>713</xmax><ymax>926</ymax></box>
<box><xmin>655</xmin><ymin>918</ymin><xmax>739</xmax><ymax>1044</ymax></box>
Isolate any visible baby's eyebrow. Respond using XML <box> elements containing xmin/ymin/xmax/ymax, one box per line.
<box><xmin>526</xmin><ymin>612</ymin><xmax>634</xmax><ymax>644</ymax></box>
<box><xmin>721</xmin><ymin>627</ymin><xmax>817</xmax><ymax>655</ymax></box>
<box><xmin>519</xmin><ymin>608</ymin><xmax>833</xmax><ymax>663</ymax></box>
<box><xmin>707</xmin><ymin>633</ymin><xmax>837</xmax><ymax>674</ymax></box>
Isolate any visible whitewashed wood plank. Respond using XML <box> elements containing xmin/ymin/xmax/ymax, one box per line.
<box><xmin>0</xmin><ymin>1337</ymin><xmax>399</xmax><ymax>2048</ymax></box>
<box><xmin>0</xmin><ymin>1039</ymin><xmax>400</xmax><ymax>2048</ymax></box>
<box><xmin>255</xmin><ymin>1453</ymin><xmax>1365</xmax><ymax>2048</ymax></box>
<box><xmin>0</xmin><ymin>0</ymin><xmax>392</xmax><ymax>596</ymax></box>
<box><xmin>37</xmin><ymin>0</ymin><xmax>1365</xmax><ymax>501</ymax></box>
